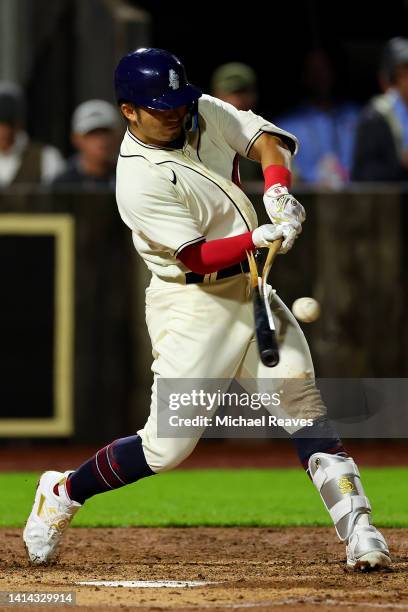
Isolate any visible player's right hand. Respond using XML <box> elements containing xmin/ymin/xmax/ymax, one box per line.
<box><xmin>252</xmin><ymin>222</ymin><xmax>301</xmax><ymax>254</ymax></box>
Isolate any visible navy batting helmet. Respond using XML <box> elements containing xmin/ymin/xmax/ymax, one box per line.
<box><xmin>114</xmin><ymin>48</ymin><xmax>202</xmax><ymax>110</ymax></box>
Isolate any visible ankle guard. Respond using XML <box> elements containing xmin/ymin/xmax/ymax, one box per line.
<box><xmin>308</xmin><ymin>452</ymin><xmax>371</xmax><ymax>541</ymax></box>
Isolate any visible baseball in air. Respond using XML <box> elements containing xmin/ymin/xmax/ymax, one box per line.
<box><xmin>292</xmin><ymin>297</ymin><xmax>321</xmax><ymax>323</ymax></box>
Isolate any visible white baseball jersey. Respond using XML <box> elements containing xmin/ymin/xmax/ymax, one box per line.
<box><xmin>116</xmin><ymin>94</ymin><xmax>298</xmax><ymax>281</ymax></box>
<box><xmin>114</xmin><ymin>94</ymin><xmax>326</xmax><ymax>471</ymax></box>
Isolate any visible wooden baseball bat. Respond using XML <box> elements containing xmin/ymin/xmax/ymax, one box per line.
<box><xmin>247</xmin><ymin>239</ymin><xmax>282</xmax><ymax>367</ymax></box>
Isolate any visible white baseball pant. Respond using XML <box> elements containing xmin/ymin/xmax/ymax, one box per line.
<box><xmin>138</xmin><ymin>273</ymin><xmax>326</xmax><ymax>472</ymax></box>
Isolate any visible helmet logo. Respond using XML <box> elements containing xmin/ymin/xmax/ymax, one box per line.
<box><xmin>169</xmin><ymin>69</ymin><xmax>180</xmax><ymax>90</ymax></box>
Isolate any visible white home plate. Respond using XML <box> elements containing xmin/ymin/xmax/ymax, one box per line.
<box><xmin>78</xmin><ymin>580</ymin><xmax>212</xmax><ymax>588</ymax></box>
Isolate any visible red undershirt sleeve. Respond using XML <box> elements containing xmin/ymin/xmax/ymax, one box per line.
<box><xmin>177</xmin><ymin>231</ymin><xmax>255</xmax><ymax>274</ymax></box>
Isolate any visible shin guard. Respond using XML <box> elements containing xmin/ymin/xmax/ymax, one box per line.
<box><xmin>308</xmin><ymin>452</ymin><xmax>371</xmax><ymax>541</ymax></box>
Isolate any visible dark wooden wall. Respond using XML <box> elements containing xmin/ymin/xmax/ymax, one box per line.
<box><xmin>0</xmin><ymin>187</ymin><xmax>406</xmax><ymax>441</ymax></box>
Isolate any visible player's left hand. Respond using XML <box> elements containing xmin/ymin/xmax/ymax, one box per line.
<box><xmin>263</xmin><ymin>185</ymin><xmax>306</xmax><ymax>252</ymax></box>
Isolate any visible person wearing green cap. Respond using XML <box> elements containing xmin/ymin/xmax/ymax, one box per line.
<box><xmin>211</xmin><ymin>62</ymin><xmax>258</xmax><ymax>112</ymax></box>
<box><xmin>211</xmin><ymin>62</ymin><xmax>262</xmax><ymax>182</ymax></box>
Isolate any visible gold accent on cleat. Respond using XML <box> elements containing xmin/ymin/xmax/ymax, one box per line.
<box><xmin>50</xmin><ymin>519</ymin><xmax>69</xmax><ymax>532</ymax></box>
<box><xmin>37</xmin><ymin>494</ymin><xmax>46</xmax><ymax>517</ymax></box>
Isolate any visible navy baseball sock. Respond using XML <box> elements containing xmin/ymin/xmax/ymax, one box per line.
<box><xmin>61</xmin><ymin>435</ymin><xmax>155</xmax><ymax>504</ymax></box>
<box><xmin>291</xmin><ymin>417</ymin><xmax>347</xmax><ymax>472</ymax></box>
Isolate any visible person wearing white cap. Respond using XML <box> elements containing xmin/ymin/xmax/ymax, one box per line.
<box><xmin>53</xmin><ymin>99</ymin><xmax>120</xmax><ymax>188</ymax></box>
<box><xmin>0</xmin><ymin>81</ymin><xmax>66</xmax><ymax>187</ymax></box>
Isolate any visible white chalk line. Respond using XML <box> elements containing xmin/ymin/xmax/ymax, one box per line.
<box><xmin>77</xmin><ymin>580</ymin><xmax>214</xmax><ymax>588</ymax></box>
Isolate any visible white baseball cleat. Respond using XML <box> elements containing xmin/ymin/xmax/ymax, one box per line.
<box><xmin>23</xmin><ymin>470</ymin><xmax>81</xmax><ymax>565</ymax></box>
<box><xmin>346</xmin><ymin>525</ymin><xmax>391</xmax><ymax>571</ymax></box>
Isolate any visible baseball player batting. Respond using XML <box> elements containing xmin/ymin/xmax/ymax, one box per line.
<box><xmin>23</xmin><ymin>48</ymin><xmax>390</xmax><ymax>571</ymax></box>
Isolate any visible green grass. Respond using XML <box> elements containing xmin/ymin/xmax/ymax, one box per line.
<box><xmin>1</xmin><ymin>468</ymin><xmax>406</xmax><ymax>528</ymax></box>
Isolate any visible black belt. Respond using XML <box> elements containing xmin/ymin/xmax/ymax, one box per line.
<box><xmin>185</xmin><ymin>258</ymin><xmax>250</xmax><ymax>284</ymax></box>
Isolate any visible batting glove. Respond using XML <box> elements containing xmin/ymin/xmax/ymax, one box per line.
<box><xmin>262</xmin><ymin>184</ymin><xmax>306</xmax><ymax>253</ymax></box>
<box><xmin>252</xmin><ymin>222</ymin><xmax>301</xmax><ymax>254</ymax></box>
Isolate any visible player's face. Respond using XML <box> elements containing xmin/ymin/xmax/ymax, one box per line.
<box><xmin>121</xmin><ymin>103</ymin><xmax>188</xmax><ymax>146</ymax></box>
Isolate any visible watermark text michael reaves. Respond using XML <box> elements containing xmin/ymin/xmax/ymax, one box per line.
<box><xmin>168</xmin><ymin>414</ymin><xmax>314</xmax><ymax>428</ymax></box>
<box><xmin>168</xmin><ymin>390</ymin><xmax>282</xmax><ymax>411</ymax></box>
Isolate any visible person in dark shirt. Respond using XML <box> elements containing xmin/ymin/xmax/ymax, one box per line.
<box><xmin>352</xmin><ymin>37</ymin><xmax>408</xmax><ymax>182</ymax></box>
<box><xmin>53</xmin><ymin>99</ymin><xmax>120</xmax><ymax>189</ymax></box>
<box><xmin>0</xmin><ymin>82</ymin><xmax>65</xmax><ymax>186</ymax></box>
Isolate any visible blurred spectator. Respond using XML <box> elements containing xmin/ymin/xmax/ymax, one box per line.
<box><xmin>210</xmin><ymin>62</ymin><xmax>262</xmax><ymax>182</ymax></box>
<box><xmin>274</xmin><ymin>49</ymin><xmax>360</xmax><ymax>188</ymax></box>
<box><xmin>53</xmin><ymin>100</ymin><xmax>120</xmax><ymax>189</ymax></box>
<box><xmin>378</xmin><ymin>37</ymin><xmax>406</xmax><ymax>93</ymax></box>
<box><xmin>0</xmin><ymin>82</ymin><xmax>65</xmax><ymax>187</ymax></box>
<box><xmin>211</xmin><ymin>62</ymin><xmax>258</xmax><ymax>111</ymax></box>
<box><xmin>352</xmin><ymin>37</ymin><xmax>408</xmax><ymax>182</ymax></box>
